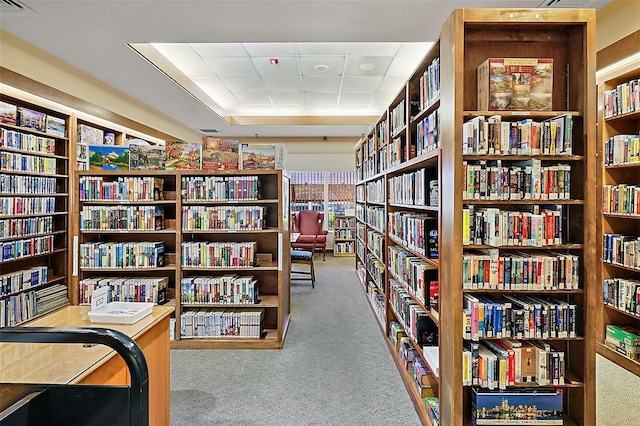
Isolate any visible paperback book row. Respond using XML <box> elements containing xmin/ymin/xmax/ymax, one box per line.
<box><xmin>78</xmin><ymin>276</ymin><xmax>168</xmax><ymax>305</ymax></box>
<box><xmin>388</xmin><ymin>167</ymin><xmax>438</xmax><ymax>206</ymax></box>
<box><xmin>180</xmin><ymin>275</ymin><xmax>258</xmax><ymax>305</ymax></box>
<box><xmin>181</xmin><ymin>175</ymin><xmax>260</xmax><ymax>201</ymax></box>
<box><xmin>385</xmin><ymin>136</ymin><xmax>410</xmax><ymax>169</ymax></box>
<box><xmin>0</xmin><ymin>101</ymin><xmax>66</xmax><ymax>137</ymax></box>
<box><xmin>355</xmin><ymin>204</ymin><xmax>365</xmax><ymax>223</ymax></box>
<box><xmin>390</xmin><ymin>99</ymin><xmax>406</xmax><ymax>135</ymax></box>
<box><xmin>78</xmin><ymin>241</ymin><xmax>165</xmax><ymax>269</ymax></box>
<box><xmin>603</xmin><ymin>184</ymin><xmax>640</xmax><ymax>215</ymax></box>
<box><xmin>388</xmin><ymin>244</ymin><xmax>438</xmax><ymax>307</ymax></box>
<box><xmin>366</xmin><ymin>279</ymin><xmax>386</xmax><ymax>324</ymax></box>
<box><xmin>389</xmin><ymin>280</ymin><xmax>439</xmax><ymax>347</ymax></box>
<box><xmin>181</xmin><ymin>241</ymin><xmax>257</xmax><ymax>268</ymax></box>
<box><xmin>463</xmin><ymin>205</ymin><xmax>564</xmax><ymax>247</ymax></box>
<box><xmin>471</xmin><ymin>387</ymin><xmax>564</xmax><ymax>426</ymax></box>
<box><xmin>335</xmin><ymin>229</ymin><xmax>356</xmax><ymax>239</ymax></box>
<box><xmin>180</xmin><ymin>308</ymin><xmax>264</xmax><ymax>339</ymax></box>
<box><xmin>0</xmin><ymin>128</ymin><xmax>57</xmax><ymax>154</ymax></box>
<box><xmin>1</xmin><ymin>235</ymin><xmax>53</xmax><ymax>262</ymax></box>
<box><xmin>604</xmin><ymin>133</ymin><xmax>640</xmax><ymax>166</ymax></box>
<box><xmin>79</xmin><ymin>176</ymin><xmax>164</xmax><ymax>201</ymax></box>
<box><xmin>365</xmin><ymin>252</ymin><xmax>385</xmax><ymax>289</ymax></box>
<box><xmin>463</xmin><ymin>294</ymin><xmax>577</xmax><ymax>341</ymax></box>
<box><xmin>463</xmin><ymin>339</ymin><xmax>566</xmax><ymax>390</ymax></box>
<box><xmin>0</xmin><ymin>265</ymin><xmax>48</xmax><ymax>297</ymax></box>
<box><xmin>603</xmin><ymin>77</ymin><xmax>640</xmax><ymax>118</ymax></box>
<box><xmin>79</xmin><ymin>205</ymin><xmax>165</xmax><ymax>231</ymax></box>
<box><xmin>334</xmin><ymin>241</ymin><xmax>355</xmax><ymax>254</ymax></box>
<box><xmin>1</xmin><ymin>215</ymin><xmax>54</xmax><ymax>239</ymax></box>
<box><xmin>355</xmin><ymin>185</ymin><xmax>365</xmax><ymax>203</ymax></box>
<box><xmin>1</xmin><ymin>196</ymin><xmax>56</xmax><ymax>216</ymax></box>
<box><xmin>356</xmin><ymin>240</ymin><xmax>366</xmax><ymax>262</ymax></box>
<box><xmin>603</xmin><ymin>233</ymin><xmax>640</xmax><ymax>270</ymax></box>
<box><xmin>365</xmin><ymin>178</ymin><xmax>385</xmax><ymax>204</ymax></box>
<box><xmin>414</xmin><ymin>108</ymin><xmax>440</xmax><ymax>157</ymax></box>
<box><xmin>367</xmin><ymin>230</ymin><xmax>385</xmax><ymax>261</ymax></box>
<box><xmin>182</xmin><ymin>205</ymin><xmax>265</xmax><ymax>231</ymax></box>
<box><xmin>366</xmin><ymin>206</ymin><xmax>386</xmax><ymax>232</ymax></box>
<box><xmin>1</xmin><ymin>151</ymin><xmax>57</xmax><ymax>174</ymax></box>
<box><xmin>0</xmin><ymin>283</ymin><xmax>68</xmax><ymax>327</ymax></box>
<box><xmin>462</xmin><ymin>114</ymin><xmax>573</xmax><ymax>156</ymax></box>
<box><xmin>463</xmin><ymin>160</ymin><xmax>571</xmax><ymax>201</ymax></box>
<box><xmin>462</xmin><ymin>249</ymin><xmax>580</xmax><ymax>291</ymax></box>
<box><xmin>0</xmin><ymin>175</ymin><xmax>57</xmax><ymax>194</ymax></box>
<box><xmin>419</xmin><ymin>57</ymin><xmax>441</xmax><ymax>110</ymax></box>
<box><xmin>603</xmin><ymin>278</ymin><xmax>640</xmax><ymax>317</ymax></box>
<box><xmin>388</xmin><ymin>211</ymin><xmax>438</xmax><ymax>259</ymax></box>
<box><xmin>605</xmin><ymin>324</ymin><xmax>640</xmax><ymax>362</ymax></box>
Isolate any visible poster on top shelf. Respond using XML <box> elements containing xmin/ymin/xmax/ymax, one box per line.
<box><xmin>78</xmin><ymin>123</ymin><xmax>105</xmax><ymax>145</ymax></box>
<box><xmin>89</xmin><ymin>145</ymin><xmax>129</xmax><ymax>170</ymax></box>
<box><xmin>129</xmin><ymin>143</ymin><xmax>166</xmax><ymax>170</ymax></box>
<box><xmin>0</xmin><ymin>101</ymin><xmax>17</xmax><ymax>125</ymax></box>
<box><xmin>238</xmin><ymin>143</ymin><xmax>286</xmax><ymax>170</ymax></box>
<box><xmin>201</xmin><ymin>137</ymin><xmax>239</xmax><ymax>170</ymax></box>
<box><xmin>17</xmin><ymin>107</ymin><xmax>47</xmax><ymax>132</ymax></box>
<box><xmin>165</xmin><ymin>140</ymin><xmax>202</xmax><ymax>170</ymax></box>
<box><xmin>45</xmin><ymin>115</ymin><xmax>66</xmax><ymax>137</ymax></box>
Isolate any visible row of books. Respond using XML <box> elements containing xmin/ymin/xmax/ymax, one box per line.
<box><xmin>0</xmin><ymin>101</ymin><xmax>66</xmax><ymax>138</ymax></box>
<box><xmin>182</xmin><ymin>205</ymin><xmax>265</xmax><ymax>231</ymax></box>
<box><xmin>335</xmin><ymin>216</ymin><xmax>356</xmax><ymax>228</ymax></box>
<box><xmin>388</xmin><ymin>245</ymin><xmax>438</xmax><ymax>306</ymax></box>
<box><xmin>355</xmin><ymin>204</ymin><xmax>365</xmax><ymax>222</ymax></box>
<box><xmin>603</xmin><ymin>233</ymin><xmax>640</xmax><ymax>270</ymax></box>
<box><xmin>180</xmin><ymin>308</ymin><xmax>264</xmax><ymax>339</ymax></box>
<box><xmin>0</xmin><ymin>283</ymin><xmax>68</xmax><ymax>327</ymax></box>
<box><xmin>80</xmin><ymin>205</ymin><xmax>165</xmax><ymax>231</ymax></box>
<box><xmin>388</xmin><ymin>211</ymin><xmax>438</xmax><ymax>258</ymax></box>
<box><xmin>355</xmin><ymin>185</ymin><xmax>365</xmax><ymax>202</ymax></box>
<box><xmin>181</xmin><ymin>241</ymin><xmax>257</xmax><ymax>268</ymax></box>
<box><xmin>367</xmin><ymin>230</ymin><xmax>385</xmax><ymax>261</ymax></box>
<box><xmin>366</xmin><ymin>279</ymin><xmax>386</xmax><ymax>323</ymax></box>
<box><xmin>333</xmin><ymin>241</ymin><xmax>355</xmax><ymax>254</ymax></box>
<box><xmin>1</xmin><ymin>215</ymin><xmax>54</xmax><ymax>239</ymax></box>
<box><xmin>356</xmin><ymin>222</ymin><xmax>366</xmax><ymax>241</ymax></box>
<box><xmin>418</xmin><ymin>56</ymin><xmax>440</xmax><ymax>110</ymax></box>
<box><xmin>605</xmin><ymin>324</ymin><xmax>640</xmax><ymax>362</ymax></box>
<box><xmin>463</xmin><ymin>249</ymin><xmax>580</xmax><ymax>291</ymax></box>
<box><xmin>604</xmin><ymin>133</ymin><xmax>640</xmax><ymax>166</ymax></box>
<box><xmin>0</xmin><ymin>235</ymin><xmax>54</xmax><ymax>262</ymax></box>
<box><xmin>365</xmin><ymin>252</ymin><xmax>385</xmax><ymax>288</ymax></box>
<box><xmin>0</xmin><ymin>175</ymin><xmax>57</xmax><ymax>194</ymax></box>
<box><xmin>356</xmin><ymin>239</ymin><xmax>366</xmax><ymax>263</ymax></box>
<box><xmin>79</xmin><ymin>276</ymin><xmax>168</xmax><ymax>305</ymax></box>
<box><xmin>462</xmin><ymin>114</ymin><xmax>573</xmax><ymax>156</ymax></box>
<box><xmin>386</xmin><ymin>136</ymin><xmax>409</xmax><ymax>169</ymax></box>
<box><xmin>463</xmin><ymin>160</ymin><xmax>571</xmax><ymax>201</ymax></box>
<box><xmin>366</xmin><ymin>206</ymin><xmax>385</xmax><ymax>232</ymax></box>
<box><xmin>415</xmin><ymin>108</ymin><xmax>440</xmax><ymax>157</ymax></box>
<box><xmin>180</xmin><ymin>275</ymin><xmax>258</xmax><ymax>305</ymax></box>
<box><xmin>390</xmin><ymin>98</ymin><xmax>406</xmax><ymax>136</ymax></box>
<box><xmin>79</xmin><ymin>241</ymin><xmax>165</xmax><ymax>269</ymax></box>
<box><xmin>471</xmin><ymin>387</ymin><xmax>563</xmax><ymax>426</ymax></box>
<box><xmin>365</xmin><ymin>178</ymin><xmax>385</xmax><ymax>204</ymax></box>
<box><xmin>0</xmin><ymin>128</ymin><xmax>57</xmax><ymax>155</ymax></box>
<box><xmin>388</xmin><ymin>168</ymin><xmax>437</xmax><ymax>206</ymax></box>
<box><xmin>462</xmin><ymin>205</ymin><xmax>564</xmax><ymax>247</ymax></box>
<box><xmin>390</xmin><ymin>280</ymin><xmax>439</xmax><ymax>347</ymax></box>
<box><xmin>603</xmin><ymin>278</ymin><xmax>640</xmax><ymax>317</ymax></box>
<box><xmin>0</xmin><ymin>196</ymin><xmax>56</xmax><ymax>216</ymax></box>
<box><xmin>79</xmin><ymin>176</ymin><xmax>163</xmax><ymax>201</ymax></box>
<box><xmin>181</xmin><ymin>175</ymin><xmax>261</xmax><ymax>201</ymax></box>
<box><xmin>335</xmin><ymin>229</ymin><xmax>356</xmax><ymax>239</ymax></box>
<box><xmin>464</xmin><ymin>339</ymin><xmax>565</xmax><ymax>390</ymax></box>
<box><xmin>1</xmin><ymin>151</ymin><xmax>57</xmax><ymax>174</ymax></box>
<box><xmin>0</xmin><ymin>265</ymin><xmax>48</xmax><ymax>297</ymax></box>
<box><xmin>463</xmin><ymin>294</ymin><xmax>577</xmax><ymax>341</ymax></box>
<box><xmin>603</xmin><ymin>184</ymin><xmax>640</xmax><ymax>215</ymax></box>
<box><xmin>604</xmin><ymin>77</ymin><xmax>640</xmax><ymax>118</ymax></box>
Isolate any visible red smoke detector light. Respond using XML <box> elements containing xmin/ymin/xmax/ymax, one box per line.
<box><xmin>269</xmin><ymin>58</ymin><xmax>279</xmax><ymax>65</ymax></box>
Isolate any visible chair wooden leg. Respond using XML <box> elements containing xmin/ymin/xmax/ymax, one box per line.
<box><xmin>310</xmin><ymin>261</ymin><xmax>315</xmax><ymax>288</ymax></box>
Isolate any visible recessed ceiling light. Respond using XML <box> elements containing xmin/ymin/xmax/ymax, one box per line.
<box><xmin>314</xmin><ymin>64</ymin><xmax>330</xmax><ymax>72</ymax></box>
<box><xmin>359</xmin><ymin>63</ymin><xmax>375</xmax><ymax>71</ymax></box>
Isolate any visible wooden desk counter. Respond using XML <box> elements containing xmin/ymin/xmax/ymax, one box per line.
<box><xmin>0</xmin><ymin>305</ymin><xmax>174</xmax><ymax>425</ymax></box>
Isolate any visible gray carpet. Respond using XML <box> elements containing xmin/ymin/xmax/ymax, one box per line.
<box><xmin>170</xmin><ymin>256</ymin><xmax>421</xmax><ymax>425</ymax></box>
<box><xmin>596</xmin><ymin>354</ymin><xmax>640</xmax><ymax>425</ymax></box>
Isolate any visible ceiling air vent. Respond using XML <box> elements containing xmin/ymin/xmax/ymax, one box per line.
<box><xmin>538</xmin><ymin>0</ymin><xmax>600</xmax><ymax>7</ymax></box>
<box><xmin>0</xmin><ymin>0</ymin><xmax>34</xmax><ymax>15</ymax></box>
<box><xmin>199</xmin><ymin>129</ymin><xmax>220</xmax><ymax>134</ymax></box>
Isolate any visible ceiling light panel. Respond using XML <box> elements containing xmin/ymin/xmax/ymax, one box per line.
<box><xmin>385</xmin><ymin>55</ymin><xmax>423</xmax><ymax>78</ymax></box>
<box><xmin>262</xmin><ymin>76</ymin><xmax>303</xmax><ymax>92</ymax></box>
<box><xmin>378</xmin><ymin>77</ymin><xmax>407</xmax><ymax>92</ymax></box>
<box><xmin>299</xmin><ymin>56</ymin><xmax>345</xmax><ymax>76</ymax></box>
<box><xmin>341</xmin><ymin>76</ymin><xmax>383</xmax><ymax>92</ymax></box>
<box><xmin>203</xmin><ymin>57</ymin><xmax>258</xmax><ymax>77</ymax></box>
<box><xmin>344</xmin><ymin>56</ymin><xmax>392</xmax><ymax>76</ymax></box>
<box><xmin>339</xmin><ymin>92</ymin><xmax>374</xmax><ymax>106</ymax></box>
<box><xmin>194</xmin><ymin>77</ymin><xmax>229</xmax><ymax>94</ymax></box>
<box><xmin>302</xmin><ymin>76</ymin><xmax>342</xmax><ymax>92</ymax></box>
<box><xmin>305</xmin><ymin>92</ymin><xmax>340</xmax><ymax>105</ymax></box>
<box><xmin>220</xmin><ymin>77</ymin><xmax>265</xmax><ymax>92</ymax></box>
<box><xmin>233</xmin><ymin>91</ymin><xmax>272</xmax><ymax>105</ymax></box>
<box><xmin>251</xmin><ymin>56</ymin><xmax>300</xmax><ymax>77</ymax></box>
<box><xmin>190</xmin><ymin>43</ymin><xmax>248</xmax><ymax>57</ymax></box>
<box><xmin>396</xmin><ymin>42</ymin><xmax>433</xmax><ymax>56</ymax></box>
<box><xmin>268</xmin><ymin>91</ymin><xmax>305</xmax><ymax>105</ymax></box>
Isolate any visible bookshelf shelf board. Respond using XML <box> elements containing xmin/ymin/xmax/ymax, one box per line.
<box><xmin>411</xmin><ymin>97</ymin><xmax>441</xmax><ymax>125</ymax></box>
<box><xmin>365</xmin><ymin>199</ymin><xmax>385</xmax><ymax>206</ymax></box>
<box><xmin>391</xmin><ymin>124</ymin><xmax>407</xmax><ymax>140</ymax></box>
<box><xmin>463</xmin><ymin>110</ymin><xmax>581</xmax><ymax>119</ymax></box>
<box><xmin>79</xmin><ymin>229</ymin><xmax>177</xmax><ymax>234</ymax></box>
<box><xmin>464</xmin><ymin>244</ymin><xmax>584</xmax><ymax>250</ymax></box>
<box><xmin>79</xmin><ymin>265</ymin><xmax>177</xmax><ymax>272</ymax></box>
<box><xmin>0</xmin><ymin>211</ymin><xmax>67</xmax><ymax>220</ymax></box>
<box><xmin>170</xmin><ymin>328</ymin><xmax>281</xmax><ymax>350</ymax></box>
<box><xmin>0</xmin><ymin>275</ymin><xmax>67</xmax><ymax>300</ymax></box>
<box><xmin>0</xmin><ymin>146</ymin><xmax>68</xmax><ymax>160</ymax></box>
<box><xmin>358</xmin><ymin>169</ymin><xmax>387</xmax><ymax>185</ymax></box>
<box><xmin>603</xmin><ymin>304</ymin><xmax>640</xmax><ymax>320</ymax></box>
<box><xmin>0</xmin><ymin>229</ymin><xmax>67</xmax><ymax>243</ymax></box>
<box><xmin>596</xmin><ymin>342</ymin><xmax>640</xmax><ymax>377</ymax></box>
<box><xmin>79</xmin><ymin>200</ymin><xmax>176</xmax><ymax>205</ymax></box>
<box><xmin>333</xmin><ymin>252</ymin><xmax>355</xmax><ymax>257</ymax></box>
<box><xmin>366</xmin><ymin>246</ymin><xmax>385</xmax><ymax>265</ymax></box>
<box><xmin>369</xmin><ymin>274</ymin><xmax>384</xmax><ymax>291</ymax></box>
<box><xmin>0</xmin><ymin>122</ymin><xmax>70</xmax><ymax>141</ymax></box>
<box><xmin>463</xmin><ymin>199</ymin><xmax>584</xmax><ymax>205</ymax></box>
<box><xmin>78</xmin><ymin>170</ymin><xmax>177</xmax><ymax>177</ymax></box>
<box><xmin>603</xmin><ymin>213</ymin><xmax>640</xmax><ymax>220</ymax></box>
<box><xmin>334</xmin><ymin>238</ymin><xmax>356</xmax><ymax>242</ymax></box>
<box><xmin>463</xmin><ymin>289</ymin><xmax>583</xmax><ymax>294</ymax></box>
<box><xmin>367</xmin><ymin>225</ymin><xmax>385</xmax><ymax>235</ymax></box>
<box><xmin>389</xmin><ymin>270</ymin><xmax>439</xmax><ymax>325</ymax></box>
<box><xmin>603</xmin><ymin>261</ymin><xmax>640</xmax><ymax>274</ymax></box>
<box><xmin>385</xmin><ymin>148</ymin><xmax>441</xmax><ymax>175</ymax></box>
<box><xmin>389</xmin><ymin>236</ymin><xmax>439</xmax><ymax>266</ymax></box>
<box><xmin>474</xmin><ymin>336</ymin><xmax>585</xmax><ymax>342</ymax></box>
<box><xmin>181</xmin><ymin>295</ymin><xmax>279</xmax><ymax>309</ymax></box>
<box><xmin>604</xmin><ymin>162</ymin><xmax>640</xmax><ymax>169</ymax></box>
<box><xmin>182</xmin><ymin>229</ymin><xmax>278</xmax><ymax>234</ymax></box>
<box><xmin>0</xmin><ymin>247</ymin><xmax>67</xmax><ymax>265</ymax></box>
<box><xmin>388</xmin><ymin>203</ymin><xmax>439</xmax><ymax>212</ymax></box>
<box><xmin>0</xmin><ymin>192</ymin><xmax>68</xmax><ymax>197</ymax></box>
<box><xmin>1</xmin><ymin>170</ymin><xmax>67</xmax><ymax>178</ymax></box>
<box><xmin>17</xmin><ymin>303</ymin><xmax>70</xmax><ymax>326</ymax></box>
<box><xmin>181</xmin><ymin>198</ymin><xmax>279</xmax><ymax>205</ymax></box>
<box><xmin>181</xmin><ymin>262</ymin><xmax>279</xmax><ymax>272</ymax></box>
<box><xmin>604</xmin><ymin>109</ymin><xmax>640</xmax><ymax>122</ymax></box>
<box><xmin>462</xmin><ymin>154</ymin><xmax>585</xmax><ymax>161</ymax></box>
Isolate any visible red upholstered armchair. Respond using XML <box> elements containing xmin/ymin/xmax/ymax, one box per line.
<box><xmin>292</xmin><ymin>210</ymin><xmax>328</xmax><ymax>260</ymax></box>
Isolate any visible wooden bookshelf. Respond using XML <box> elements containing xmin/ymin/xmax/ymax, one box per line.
<box><xmin>333</xmin><ymin>215</ymin><xmax>356</xmax><ymax>256</ymax></box>
<box><xmin>356</xmin><ymin>8</ymin><xmax>596</xmax><ymax>425</ymax></box>
<box><xmin>595</xmin><ymin>29</ymin><xmax>640</xmax><ymax>377</ymax></box>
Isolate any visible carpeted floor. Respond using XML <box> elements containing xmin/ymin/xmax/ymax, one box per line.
<box><xmin>170</xmin><ymin>255</ymin><xmax>640</xmax><ymax>425</ymax></box>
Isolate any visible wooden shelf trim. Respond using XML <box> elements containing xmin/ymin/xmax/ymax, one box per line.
<box><xmin>0</xmin><ymin>247</ymin><xmax>67</xmax><ymax>265</ymax></box>
<box><xmin>0</xmin><ymin>275</ymin><xmax>67</xmax><ymax>300</ymax></box>
<box><xmin>603</xmin><ymin>303</ymin><xmax>640</xmax><ymax>320</ymax></box>
<box><xmin>0</xmin><ymin>122</ymin><xmax>70</xmax><ymax>141</ymax></box>
<box><xmin>388</xmin><ymin>269</ymin><xmax>439</xmax><ymax>326</ymax></box>
<box><xmin>0</xmin><ymin>146</ymin><xmax>68</xmax><ymax>160</ymax></box>
<box><xmin>0</xmin><ymin>211</ymin><xmax>67</xmax><ymax>219</ymax></box>
<box><xmin>463</xmin><ymin>154</ymin><xmax>585</xmax><ymax>161</ymax></box>
<box><xmin>388</xmin><ymin>202</ymin><xmax>439</xmax><ymax>211</ymax></box>
<box><xmin>181</xmin><ymin>294</ymin><xmax>279</xmax><ymax>309</ymax></box>
<box><xmin>388</xmin><ymin>234</ymin><xmax>439</xmax><ymax>267</ymax></box>
<box><xmin>596</xmin><ymin>342</ymin><xmax>640</xmax><ymax>377</ymax></box>
<box><xmin>181</xmin><ymin>198</ymin><xmax>279</xmax><ymax>205</ymax></box>
<box><xmin>411</xmin><ymin>97</ymin><xmax>441</xmax><ymax>125</ymax></box>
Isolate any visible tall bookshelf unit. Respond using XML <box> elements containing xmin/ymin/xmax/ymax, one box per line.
<box><xmin>595</xmin><ymin>39</ymin><xmax>640</xmax><ymax>376</ymax></box>
<box><xmin>356</xmin><ymin>8</ymin><xmax>596</xmax><ymax>425</ymax></box>
<box><xmin>333</xmin><ymin>215</ymin><xmax>356</xmax><ymax>256</ymax></box>
<box><xmin>0</xmin><ymin>93</ymin><xmax>71</xmax><ymax>326</ymax></box>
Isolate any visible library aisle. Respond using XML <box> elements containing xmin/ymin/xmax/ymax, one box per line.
<box><xmin>170</xmin><ymin>256</ymin><xmax>420</xmax><ymax>425</ymax></box>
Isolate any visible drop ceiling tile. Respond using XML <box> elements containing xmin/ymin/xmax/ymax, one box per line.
<box><xmin>233</xmin><ymin>91</ymin><xmax>272</xmax><ymax>105</ymax></box>
<box><xmin>343</xmin><ymin>56</ymin><xmax>392</xmax><ymax>77</ymax></box>
<box><xmin>302</xmin><ymin>76</ymin><xmax>341</xmax><ymax>92</ymax></box>
<box><xmin>191</xmin><ymin>43</ymin><xmax>249</xmax><ymax>58</ymax></box>
<box><xmin>244</xmin><ymin>42</ymin><xmax>297</xmax><ymax>56</ymax></box>
<box><xmin>268</xmin><ymin>91</ymin><xmax>305</xmax><ymax>105</ymax></box>
<box><xmin>299</xmin><ymin>56</ymin><xmax>345</xmax><ymax>76</ymax></box>
<box><xmin>305</xmin><ymin>92</ymin><xmax>339</xmax><ymax>105</ymax></box>
<box><xmin>386</xmin><ymin>56</ymin><xmax>424</xmax><ymax>78</ymax></box>
<box><xmin>339</xmin><ymin>92</ymin><xmax>374</xmax><ymax>106</ymax></box>
<box><xmin>378</xmin><ymin>77</ymin><xmax>406</xmax><ymax>93</ymax></box>
<box><xmin>235</xmin><ymin>105</ymin><xmax>276</xmax><ymax>115</ymax></box>
<box><xmin>203</xmin><ymin>57</ymin><xmax>258</xmax><ymax>78</ymax></box>
<box><xmin>262</xmin><ymin>76</ymin><xmax>303</xmax><ymax>91</ymax></box>
<box><xmin>252</xmin><ymin>56</ymin><xmax>300</xmax><ymax>77</ymax></box>
<box><xmin>178</xmin><ymin>57</ymin><xmax>217</xmax><ymax>79</ymax></box>
<box><xmin>194</xmin><ymin>77</ymin><xmax>229</xmax><ymax>94</ymax></box>
<box><xmin>296</xmin><ymin>43</ymin><xmax>347</xmax><ymax>56</ymax></box>
<box><xmin>341</xmin><ymin>76</ymin><xmax>383</xmax><ymax>92</ymax></box>
<box><xmin>220</xmin><ymin>77</ymin><xmax>265</xmax><ymax>92</ymax></box>
<box><xmin>396</xmin><ymin>42</ymin><xmax>433</xmax><ymax>56</ymax></box>
<box><xmin>154</xmin><ymin>43</ymin><xmax>201</xmax><ymax>61</ymax></box>
<box><xmin>347</xmin><ymin>42</ymin><xmax>400</xmax><ymax>56</ymax></box>
<box><xmin>306</xmin><ymin>105</ymin><xmax>340</xmax><ymax>115</ymax></box>
<box><xmin>372</xmin><ymin>92</ymin><xmax>397</xmax><ymax>105</ymax></box>
<box><xmin>213</xmin><ymin>92</ymin><xmax>240</xmax><ymax>108</ymax></box>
